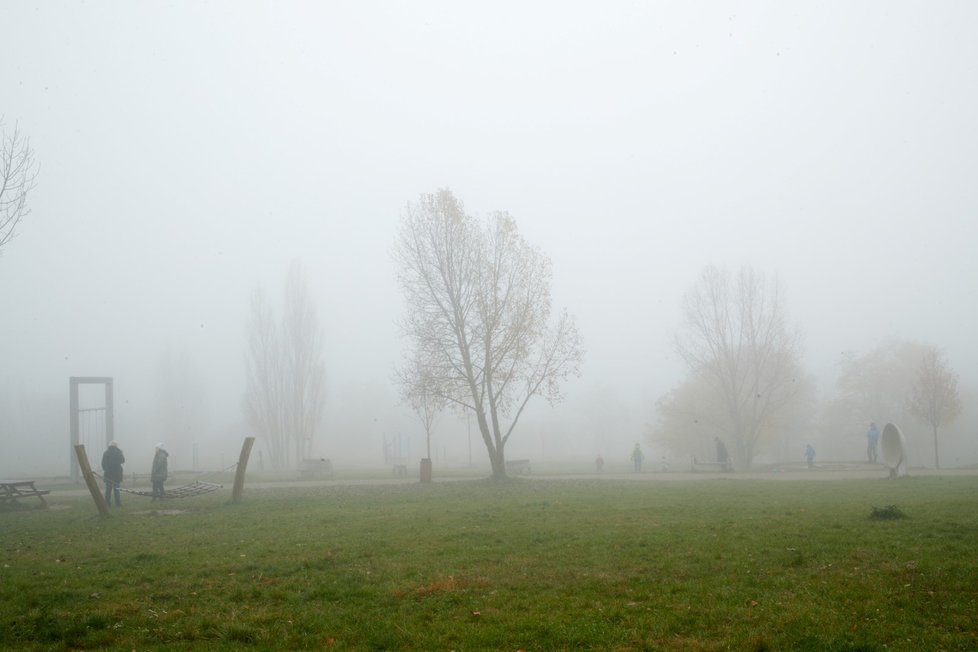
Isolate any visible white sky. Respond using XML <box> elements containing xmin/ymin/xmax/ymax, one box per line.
<box><xmin>2</xmin><ymin>2</ymin><xmax>976</xmax><ymax>474</ymax></box>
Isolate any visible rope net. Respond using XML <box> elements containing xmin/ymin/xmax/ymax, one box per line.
<box><xmin>96</xmin><ymin>472</ymin><xmax>224</xmax><ymax>500</ymax></box>
<box><xmin>116</xmin><ymin>480</ymin><xmax>223</xmax><ymax>499</ymax></box>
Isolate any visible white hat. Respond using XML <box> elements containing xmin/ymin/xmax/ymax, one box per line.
<box><xmin>156</xmin><ymin>442</ymin><xmax>166</xmax><ymax>451</ymax></box>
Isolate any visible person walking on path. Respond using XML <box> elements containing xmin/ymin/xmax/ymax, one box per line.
<box><xmin>866</xmin><ymin>422</ymin><xmax>880</xmax><ymax>463</ymax></box>
<box><xmin>101</xmin><ymin>441</ymin><xmax>125</xmax><ymax>507</ymax></box>
<box><xmin>631</xmin><ymin>444</ymin><xmax>645</xmax><ymax>473</ymax></box>
<box><xmin>805</xmin><ymin>444</ymin><xmax>816</xmax><ymax>469</ymax></box>
<box><xmin>151</xmin><ymin>443</ymin><xmax>169</xmax><ymax>501</ymax></box>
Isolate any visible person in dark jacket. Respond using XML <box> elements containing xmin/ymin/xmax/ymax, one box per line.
<box><xmin>151</xmin><ymin>443</ymin><xmax>169</xmax><ymax>501</ymax></box>
<box><xmin>101</xmin><ymin>441</ymin><xmax>125</xmax><ymax>506</ymax></box>
<box><xmin>715</xmin><ymin>437</ymin><xmax>731</xmax><ymax>472</ymax></box>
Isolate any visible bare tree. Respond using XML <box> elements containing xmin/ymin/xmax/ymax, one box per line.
<box><xmin>244</xmin><ymin>286</ymin><xmax>287</xmax><ymax>467</ymax></box>
<box><xmin>909</xmin><ymin>347</ymin><xmax>962</xmax><ymax>470</ymax></box>
<box><xmin>281</xmin><ymin>261</ymin><xmax>326</xmax><ymax>466</ymax></box>
<box><xmin>244</xmin><ymin>262</ymin><xmax>326</xmax><ymax>469</ymax></box>
<box><xmin>673</xmin><ymin>265</ymin><xmax>809</xmax><ymax>469</ymax></box>
<box><xmin>397</xmin><ymin>354</ymin><xmax>443</xmax><ymax>462</ymax></box>
<box><xmin>0</xmin><ymin>121</ymin><xmax>38</xmax><ymax>251</ymax></box>
<box><xmin>394</xmin><ymin>189</ymin><xmax>583</xmax><ymax>480</ymax></box>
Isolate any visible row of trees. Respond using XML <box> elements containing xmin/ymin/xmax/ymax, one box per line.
<box><xmin>3</xmin><ymin>119</ymin><xmax>961</xmax><ymax>477</ymax></box>
<box><xmin>241</xmin><ymin>189</ymin><xmax>964</xmax><ymax>478</ymax></box>
<box><xmin>653</xmin><ymin>266</ymin><xmax>963</xmax><ymax>470</ymax></box>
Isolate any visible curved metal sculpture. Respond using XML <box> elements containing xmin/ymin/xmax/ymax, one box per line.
<box><xmin>880</xmin><ymin>422</ymin><xmax>907</xmax><ymax>478</ymax></box>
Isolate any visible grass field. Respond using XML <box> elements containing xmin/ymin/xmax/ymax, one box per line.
<box><xmin>2</xmin><ymin>474</ymin><xmax>977</xmax><ymax>650</ymax></box>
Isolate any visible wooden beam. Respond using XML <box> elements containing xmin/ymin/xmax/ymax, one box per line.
<box><xmin>230</xmin><ymin>437</ymin><xmax>255</xmax><ymax>504</ymax></box>
<box><xmin>74</xmin><ymin>444</ymin><xmax>110</xmax><ymax>517</ymax></box>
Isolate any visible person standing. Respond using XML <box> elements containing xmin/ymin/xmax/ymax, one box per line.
<box><xmin>805</xmin><ymin>444</ymin><xmax>816</xmax><ymax>469</ymax></box>
<box><xmin>630</xmin><ymin>444</ymin><xmax>645</xmax><ymax>473</ymax></box>
<box><xmin>151</xmin><ymin>443</ymin><xmax>169</xmax><ymax>501</ymax></box>
<box><xmin>714</xmin><ymin>437</ymin><xmax>731</xmax><ymax>472</ymax></box>
<box><xmin>866</xmin><ymin>422</ymin><xmax>880</xmax><ymax>463</ymax></box>
<box><xmin>101</xmin><ymin>441</ymin><xmax>125</xmax><ymax>507</ymax></box>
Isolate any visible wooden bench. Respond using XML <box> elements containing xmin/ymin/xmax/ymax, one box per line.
<box><xmin>506</xmin><ymin>459</ymin><xmax>532</xmax><ymax>475</ymax></box>
<box><xmin>0</xmin><ymin>481</ymin><xmax>51</xmax><ymax>507</ymax></box>
<box><xmin>299</xmin><ymin>458</ymin><xmax>333</xmax><ymax>479</ymax></box>
<box><xmin>392</xmin><ymin>464</ymin><xmax>408</xmax><ymax>477</ymax></box>
<box><xmin>690</xmin><ymin>456</ymin><xmax>733</xmax><ymax>473</ymax></box>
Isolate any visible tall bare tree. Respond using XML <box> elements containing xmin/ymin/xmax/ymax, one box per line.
<box><xmin>244</xmin><ymin>262</ymin><xmax>326</xmax><ymax>469</ymax></box>
<box><xmin>0</xmin><ymin>121</ymin><xmax>38</xmax><ymax>251</ymax></box>
<box><xmin>909</xmin><ymin>347</ymin><xmax>962</xmax><ymax>470</ymax></box>
<box><xmin>672</xmin><ymin>265</ymin><xmax>809</xmax><ymax>468</ymax></box>
<box><xmin>394</xmin><ymin>189</ymin><xmax>583</xmax><ymax>480</ymax></box>
<box><xmin>281</xmin><ymin>261</ymin><xmax>326</xmax><ymax>466</ymax></box>
<box><xmin>244</xmin><ymin>286</ymin><xmax>286</xmax><ymax>467</ymax></box>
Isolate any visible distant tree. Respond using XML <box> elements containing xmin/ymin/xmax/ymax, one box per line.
<box><xmin>155</xmin><ymin>346</ymin><xmax>208</xmax><ymax>464</ymax></box>
<box><xmin>833</xmin><ymin>340</ymin><xmax>928</xmax><ymax>427</ymax></box>
<box><xmin>281</xmin><ymin>261</ymin><xmax>327</xmax><ymax>467</ymax></box>
<box><xmin>244</xmin><ymin>286</ymin><xmax>286</xmax><ymax>466</ymax></box>
<box><xmin>244</xmin><ymin>261</ymin><xmax>326</xmax><ymax>469</ymax></box>
<box><xmin>0</xmin><ymin>121</ymin><xmax>38</xmax><ymax>251</ymax></box>
<box><xmin>397</xmin><ymin>354</ymin><xmax>443</xmax><ymax>463</ymax></box>
<box><xmin>908</xmin><ymin>347</ymin><xmax>962</xmax><ymax>470</ymax></box>
<box><xmin>394</xmin><ymin>189</ymin><xmax>583</xmax><ymax>480</ymax></box>
<box><xmin>668</xmin><ymin>265</ymin><xmax>810</xmax><ymax>469</ymax></box>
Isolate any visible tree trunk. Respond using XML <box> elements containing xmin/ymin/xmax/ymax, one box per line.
<box><xmin>489</xmin><ymin>446</ymin><xmax>507</xmax><ymax>480</ymax></box>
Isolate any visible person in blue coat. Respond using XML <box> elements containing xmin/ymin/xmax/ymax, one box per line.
<box><xmin>866</xmin><ymin>422</ymin><xmax>880</xmax><ymax>463</ymax></box>
<box><xmin>804</xmin><ymin>444</ymin><xmax>816</xmax><ymax>469</ymax></box>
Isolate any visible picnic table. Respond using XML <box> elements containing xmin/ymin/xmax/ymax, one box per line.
<box><xmin>0</xmin><ymin>480</ymin><xmax>51</xmax><ymax>507</ymax></box>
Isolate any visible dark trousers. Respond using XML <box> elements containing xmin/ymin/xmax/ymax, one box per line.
<box><xmin>152</xmin><ymin>480</ymin><xmax>165</xmax><ymax>501</ymax></box>
<box><xmin>104</xmin><ymin>480</ymin><xmax>121</xmax><ymax>506</ymax></box>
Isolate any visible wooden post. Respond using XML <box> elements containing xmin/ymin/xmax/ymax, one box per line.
<box><xmin>70</xmin><ymin>378</ymin><xmax>80</xmax><ymax>482</ymax></box>
<box><xmin>74</xmin><ymin>444</ymin><xmax>110</xmax><ymax>517</ymax></box>
<box><xmin>230</xmin><ymin>437</ymin><xmax>255</xmax><ymax>504</ymax></box>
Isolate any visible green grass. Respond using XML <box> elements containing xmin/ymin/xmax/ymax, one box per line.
<box><xmin>2</xmin><ymin>476</ymin><xmax>978</xmax><ymax>650</ymax></box>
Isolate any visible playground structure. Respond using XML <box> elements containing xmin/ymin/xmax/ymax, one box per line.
<box><xmin>69</xmin><ymin>376</ymin><xmax>114</xmax><ymax>482</ymax></box>
<box><xmin>881</xmin><ymin>422</ymin><xmax>907</xmax><ymax>478</ymax></box>
<box><xmin>74</xmin><ymin>437</ymin><xmax>255</xmax><ymax>516</ymax></box>
<box><xmin>66</xmin><ymin>376</ymin><xmax>257</xmax><ymax>514</ymax></box>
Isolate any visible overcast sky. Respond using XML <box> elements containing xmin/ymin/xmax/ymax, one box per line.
<box><xmin>2</xmin><ymin>2</ymin><xmax>976</xmax><ymax>475</ymax></box>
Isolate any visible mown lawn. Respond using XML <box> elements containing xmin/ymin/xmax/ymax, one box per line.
<box><xmin>2</xmin><ymin>475</ymin><xmax>977</xmax><ymax>650</ymax></box>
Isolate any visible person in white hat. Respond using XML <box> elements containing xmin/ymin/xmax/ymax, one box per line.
<box><xmin>151</xmin><ymin>443</ymin><xmax>169</xmax><ymax>501</ymax></box>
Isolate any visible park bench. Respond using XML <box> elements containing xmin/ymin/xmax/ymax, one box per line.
<box><xmin>690</xmin><ymin>456</ymin><xmax>733</xmax><ymax>473</ymax></box>
<box><xmin>299</xmin><ymin>458</ymin><xmax>333</xmax><ymax>479</ymax></box>
<box><xmin>392</xmin><ymin>464</ymin><xmax>408</xmax><ymax>476</ymax></box>
<box><xmin>506</xmin><ymin>459</ymin><xmax>532</xmax><ymax>475</ymax></box>
<box><xmin>0</xmin><ymin>480</ymin><xmax>51</xmax><ymax>507</ymax></box>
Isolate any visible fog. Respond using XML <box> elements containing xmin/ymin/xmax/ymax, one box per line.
<box><xmin>2</xmin><ymin>2</ymin><xmax>976</xmax><ymax>478</ymax></box>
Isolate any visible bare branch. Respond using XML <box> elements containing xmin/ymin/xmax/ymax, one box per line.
<box><xmin>0</xmin><ymin>121</ymin><xmax>39</xmax><ymax>251</ymax></box>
